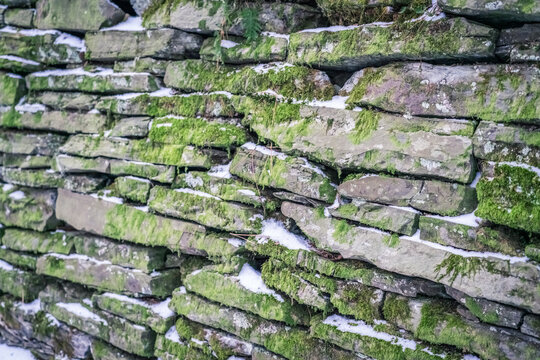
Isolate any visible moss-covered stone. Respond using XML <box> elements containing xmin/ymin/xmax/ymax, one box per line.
<box><xmin>154</xmin><ymin>325</ymin><xmax>210</xmax><ymax>360</ymax></box>
<box><xmin>0</xmin><ymin>71</ymin><xmax>26</xmax><ymax>105</ymax></box>
<box><xmin>3</xmin><ymin>7</ymin><xmax>35</xmax><ymax>28</ymax></box>
<box><xmin>148</xmin><ymin>185</ymin><xmax>263</xmax><ymax>233</ymax></box>
<box><xmin>439</xmin><ymin>0</ymin><xmax>540</xmax><ymax>24</ymax></box>
<box><xmin>109</xmin><ymin>116</ymin><xmax>150</xmax><ymax>138</ymax></box>
<box><xmin>288</xmin><ymin>17</ymin><xmax>497</xmax><ymax>70</ymax></box>
<box><xmin>113</xmin><ymin>58</ymin><xmax>170</xmax><ymax>76</ymax></box>
<box><xmin>164</xmin><ymin>59</ymin><xmax>335</xmax><ymax>101</ymax></box>
<box><xmin>0</xmin><ymin>55</ymin><xmax>43</xmax><ymax>74</ymax></box>
<box><xmin>0</xmin><ymin>260</ymin><xmax>45</xmax><ymax>301</ymax></box>
<box><xmin>2</xmin><ymin>153</ymin><xmax>53</xmax><ymax>169</ymax></box>
<box><xmin>91</xmin><ymin>339</ymin><xmax>147</xmax><ymax>360</ymax></box>
<box><xmin>113</xmin><ymin>176</ymin><xmax>152</xmax><ymax>203</ymax></box>
<box><xmin>1</xmin><ymin>228</ymin><xmax>74</xmax><ymax>254</ymax></box>
<box><xmin>29</xmin><ymin>91</ymin><xmax>101</xmax><ymax>111</ymax></box>
<box><xmin>476</xmin><ymin>164</ymin><xmax>540</xmax><ymax>233</ymax></box>
<box><xmin>0</xmin><ymin>248</ymin><xmax>37</xmax><ymax>270</ymax></box>
<box><xmin>200</xmin><ymin>35</ymin><xmax>288</xmax><ymax>64</ymax></box>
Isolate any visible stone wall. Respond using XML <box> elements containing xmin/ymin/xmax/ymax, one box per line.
<box><xmin>0</xmin><ymin>0</ymin><xmax>539</xmax><ymax>359</ymax></box>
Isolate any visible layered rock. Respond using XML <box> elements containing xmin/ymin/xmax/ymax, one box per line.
<box><xmin>439</xmin><ymin>0</ymin><xmax>540</xmax><ymax>24</ymax></box>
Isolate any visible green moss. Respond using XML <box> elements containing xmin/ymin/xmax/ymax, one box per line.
<box><xmin>113</xmin><ymin>176</ymin><xmax>151</xmax><ymax>203</ymax></box>
<box><xmin>434</xmin><ymin>254</ymin><xmax>497</xmax><ymax>284</ymax></box>
<box><xmin>464</xmin><ymin>297</ymin><xmax>499</xmax><ymax>324</ymax></box>
<box><xmin>332</xmin><ymin>219</ymin><xmax>354</xmax><ymax>243</ymax></box>
<box><xmin>383</xmin><ymin>294</ymin><xmax>411</xmax><ymax>324</ymax></box>
<box><xmin>346</xmin><ymin>67</ymin><xmax>385</xmax><ymax>106</ymax></box>
<box><xmin>383</xmin><ymin>234</ymin><xmax>400</xmax><ymax>248</ymax></box>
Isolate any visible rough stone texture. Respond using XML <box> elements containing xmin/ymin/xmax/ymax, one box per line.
<box><xmin>246</xmin><ymin>101</ymin><xmax>475</xmax><ymax>183</ymax></box>
<box><xmin>130</xmin><ymin>0</ymin><xmax>152</xmax><ymax>15</ymax></box>
<box><xmin>0</xmin><ymin>130</ymin><xmax>66</xmax><ymax>156</ymax></box>
<box><xmin>0</xmin><ymin>261</ymin><xmax>45</xmax><ymax>300</ymax></box>
<box><xmin>230</xmin><ymin>146</ymin><xmax>336</xmax><ymax>203</ymax></box>
<box><xmin>496</xmin><ymin>24</ymin><xmax>540</xmax><ymax>62</ymax></box>
<box><xmin>113</xmin><ymin>57</ymin><xmax>170</xmax><ymax>76</ymax></box>
<box><xmin>85</xmin><ymin>29</ymin><xmax>203</xmax><ymax>61</ymax></box>
<box><xmin>113</xmin><ymin>176</ymin><xmax>151</xmax><ymax>203</ymax></box>
<box><xmin>0</xmin><ymin>247</ymin><xmax>37</xmax><ymax>270</ymax></box>
<box><xmin>289</xmin><ymin>17</ymin><xmax>497</xmax><ymax>71</ymax></box>
<box><xmin>109</xmin><ymin>117</ymin><xmax>150</xmax><ymax>138</ymax></box>
<box><xmin>29</xmin><ymin>91</ymin><xmax>102</xmax><ymax>111</ymax></box>
<box><xmin>2</xmin><ymin>153</ymin><xmax>54</xmax><ymax>169</ymax></box>
<box><xmin>439</xmin><ymin>0</ymin><xmax>540</xmax><ymax>24</ymax></box>
<box><xmin>282</xmin><ymin>201</ymin><xmax>540</xmax><ymax>313</ymax></box>
<box><xmin>473</xmin><ymin>121</ymin><xmax>539</xmax><ymax>167</ymax></box>
<box><xmin>346</xmin><ymin>62</ymin><xmax>540</xmax><ymax>124</ymax></box>
<box><xmin>1</xmin><ymin>167</ymin><xmax>106</xmax><ymax>192</ymax></box>
<box><xmin>35</xmin><ymin>0</ymin><xmax>126</xmax><ymax>32</ymax></box>
<box><xmin>0</xmin><ymin>71</ymin><xmax>26</xmax><ymax>105</ymax></box>
<box><xmin>200</xmin><ymin>35</ymin><xmax>288</xmax><ymax>64</ymax></box>
<box><xmin>1</xmin><ymin>228</ymin><xmax>74</xmax><ymax>254</ymax></box>
<box><xmin>522</xmin><ymin>314</ymin><xmax>540</xmax><ymax>339</ymax></box>
<box><xmin>143</xmin><ymin>0</ymin><xmax>324</xmax><ymax>36</ymax></box>
<box><xmin>91</xmin><ymin>339</ymin><xmax>147</xmax><ymax>360</ymax></box>
<box><xmin>3</xmin><ymin>8</ymin><xmax>35</xmax><ymax>28</ymax></box>
<box><xmin>338</xmin><ymin>175</ymin><xmax>477</xmax><ymax>215</ymax></box>
<box><xmin>0</xmin><ymin>55</ymin><xmax>44</xmax><ymax>74</ymax></box>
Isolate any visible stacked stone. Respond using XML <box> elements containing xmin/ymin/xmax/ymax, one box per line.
<box><xmin>0</xmin><ymin>0</ymin><xmax>539</xmax><ymax>359</ymax></box>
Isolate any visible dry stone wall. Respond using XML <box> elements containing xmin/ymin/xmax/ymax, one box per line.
<box><xmin>0</xmin><ymin>0</ymin><xmax>539</xmax><ymax>359</ymax></box>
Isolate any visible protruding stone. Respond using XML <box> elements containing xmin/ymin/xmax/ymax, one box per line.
<box><xmin>0</xmin><ymin>260</ymin><xmax>45</xmax><ymax>301</ymax></box>
<box><xmin>2</xmin><ymin>154</ymin><xmax>53</xmax><ymax>169</ymax></box>
<box><xmin>288</xmin><ymin>17</ymin><xmax>497</xmax><ymax>71</ymax></box>
<box><xmin>0</xmin><ymin>248</ymin><xmax>36</xmax><ymax>269</ymax></box>
<box><xmin>91</xmin><ymin>340</ymin><xmax>147</xmax><ymax>360</ymax></box>
<box><xmin>113</xmin><ymin>176</ymin><xmax>151</xmax><ymax>203</ymax></box>
<box><xmin>35</xmin><ymin>0</ymin><xmax>126</xmax><ymax>32</ymax></box>
<box><xmin>85</xmin><ymin>29</ymin><xmax>203</xmax><ymax>61</ymax></box>
<box><xmin>496</xmin><ymin>24</ymin><xmax>540</xmax><ymax>62</ymax></box>
<box><xmin>439</xmin><ymin>0</ymin><xmax>540</xmax><ymax>24</ymax></box>
<box><xmin>164</xmin><ymin>60</ymin><xmax>335</xmax><ymax>101</ymax></box>
<box><xmin>346</xmin><ymin>62</ymin><xmax>540</xmax><ymax>124</ymax></box>
<box><xmin>200</xmin><ymin>35</ymin><xmax>288</xmax><ymax>64</ymax></box>
<box><xmin>1</xmin><ymin>228</ymin><xmax>74</xmax><ymax>254</ymax></box>
<box><xmin>522</xmin><ymin>314</ymin><xmax>540</xmax><ymax>339</ymax></box>
<box><xmin>0</xmin><ymin>71</ymin><xmax>26</xmax><ymax>105</ymax></box>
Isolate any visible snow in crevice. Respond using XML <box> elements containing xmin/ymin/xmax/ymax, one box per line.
<box><xmin>208</xmin><ymin>162</ymin><xmax>233</xmax><ymax>179</ymax></box>
<box><xmin>56</xmin><ymin>302</ymin><xmax>108</xmax><ymax>325</ymax></box>
<box><xmin>0</xmin><ymin>55</ymin><xmax>40</xmax><ymax>65</ymax></box>
<box><xmin>257</xmin><ymin>219</ymin><xmax>311</xmax><ymax>251</ymax></box>
<box><xmin>174</xmin><ymin>188</ymin><xmax>222</xmax><ymax>200</ymax></box>
<box><xmin>236</xmin><ymin>263</ymin><xmax>284</xmax><ymax>302</ymax></box>
<box><xmin>90</xmin><ymin>190</ymin><xmax>124</xmax><ymax>204</ymax></box>
<box><xmin>241</xmin><ymin>142</ymin><xmax>287</xmax><ymax>160</ymax></box>
<box><xmin>101</xmin><ymin>16</ymin><xmax>145</xmax><ymax>31</ymax></box>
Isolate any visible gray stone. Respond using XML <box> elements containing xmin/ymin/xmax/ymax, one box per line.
<box><xmin>288</xmin><ymin>17</ymin><xmax>497</xmax><ymax>71</ymax></box>
<box><xmin>0</xmin><ymin>71</ymin><xmax>26</xmax><ymax>105</ymax></box>
<box><xmin>338</xmin><ymin>175</ymin><xmax>477</xmax><ymax>216</ymax></box>
<box><xmin>85</xmin><ymin>29</ymin><xmax>203</xmax><ymax>61</ymax></box>
<box><xmin>29</xmin><ymin>91</ymin><xmax>102</xmax><ymax>111</ymax></box>
<box><xmin>1</xmin><ymin>167</ymin><xmax>106</xmax><ymax>192</ymax></box>
<box><xmin>1</xmin><ymin>228</ymin><xmax>74</xmax><ymax>254</ymax></box>
<box><xmin>0</xmin><ymin>261</ymin><xmax>45</xmax><ymax>301</ymax></box>
<box><xmin>143</xmin><ymin>0</ymin><xmax>324</xmax><ymax>36</ymax></box>
<box><xmin>496</xmin><ymin>24</ymin><xmax>540</xmax><ymax>62</ymax></box>
<box><xmin>130</xmin><ymin>0</ymin><xmax>152</xmax><ymax>15</ymax></box>
<box><xmin>2</xmin><ymin>154</ymin><xmax>53</xmax><ymax>169</ymax></box>
<box><xmin>109</xmin><ymin>117</ymin><xmax>150</xmax><ymax>138</ymax></box>
<box><xmin>522</xmin><ymin>314</ymin><xmax>540</xmax><ymax>339</ymax></box>
<box><xmin>113</xmin><ymin>58</ymin><xmax>170</xmax><ymax>76</ymax></box>
<box><xmin>3</xmin><ymin>8</ymin><xmax>34</xmax><ymax>28</ymax></box>
<box><xmin>230</xmin><ymin>146</ymin><xmax>336</xmax><ymax>203</ymax></box>
<box><xmin>113</xmin><ymin>176</ymin><xmax>151</xmax><ymax>203</ymax></box>
<box><xmin>345</xmin><ymin>62</ymin><xmax>540</xmax><ymax>124</ymax></box>
<box><xmin>35</xmin><ymin>0</ymin><xmax>126</xmax><ymax>32</ymax></box>
<box><xmin>246</xmin><ymin>101</ymin><xmax>475</xmax><ymax>183</ymax></box>
<box><xmin>91</xmin><ymin>339</ymin><xmax>147</xmax><ymax>360</ymax></box>
<box><xmin>439</xmin><ymin>0</ymin><xmax>540</xmax><ymax>24</ymax></box>
<box><xmin>200</xmin><ymin>35</ymin><xmax>288</xmax><ymax>64</ymax></box>
<box><xmin>473</xmin><ymin>121</ymin><xmax>539</xmax><ymax>167</ymax></box>
<box><xmin>281</xmin><ymin>201</ymin><xmax>540</xmax><ymax>313</ymax></box>
<box><xmin>0</xmin><ymin>130</ymin><xmax>66</xmax><ymax>156</ymax></box>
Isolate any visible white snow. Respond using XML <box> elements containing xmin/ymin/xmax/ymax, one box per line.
<box><xmin>90</xmin><ymin>190</ymin><xmax>124</xmax><ymax>204</ymax></box>
<box><xmin>0</xmin><ymin>260</ymin><xmax>15</xmax><ymax>271</ymax></box>
<box><xmin>258</xmin><ymin>219</ymin><xmax>311</xmax><ymax>251</ymax></box>
<box><xmin>236</xmin><ymin>263</ymin><xmax>284</xmax><ymax>302</ymax></box>
<box><xmin>17</xmin><ymin>299</ymin><xmax>41</xmax><ymax>314</ymax></box>
<box><xmin>88</xmin><ymin>109</ymin><xmax>100</xmax><ymax>114</ymax></box>
<box><xmin>237</xmin><ymin>189</ymin><xmax>256</xmax><ymax>196</ymax></box>
<box><xmin>165</xmin><ymin>325</ymin><xmax>182</xmax><ymax>343</ymax></box>
<box><xmin>208</xmin><ymin>163</ymin><xmax>232</xmax><ymax>179</ymax></box>
<box><xmin>15</xmin><ymin>102</ymin><xmax>46</xmax><ymax>113</ymax></box>
<box><xmin>306</xmin><ymin>95</ymin><xmax>349</xmax><ymax>110</ymax></box>
<box><xmin>101</xmin><ymin>293</ymin><xmax>174</xmax><ymax>318</ymax></box>
<box><xmin>175</xmin><ymin>188</ymin><xmax>221</xmax><ymax>200</ymax></box>
<box><xmin>46</xmin><ymin>313</ymin><xmax>60</xmax><ymax>327</ymax></box>
<box><xmin>0</xmin><ymin>55</ymin><xmax>40</xmax><ymax>66</ymax></box>
<box><xmin>323</xmin><ymin>314</ymin><xmax>419</xmax><ymax>352</ymax></box>
<box><xmin>221</xmin><ymin>39</ymin><xmax>239</xmax><ymax>48</ymax></box>
<box><xmin>491</xmin><ymin>161</ymin><xmax>540</xmax><ymax>177</ymax></box>
<box><xmin>0</xmin><ymin>26</ymin><xmax>58</xmax><ymax>36</ymax></box>
<box><xmin>261</xmin><ymin>31</ymin><xmax>290</xmax><ymax>42</ymax></box>
<box><xmin>124</xmin><ymin>175</ymin><xmax>151</xmax><ymax>184</ymax></box>
<box><xmin>6</xmin><ymin>73</ymin><xmax>23</xmax><ymax>79</ymax></box>
<box><xmin>101</xmin><ymin>16</ymin><xmax>145</xmax><ymax>31</ymax></box>
<box><xmin>300</xmin><ymin>25</ymin><xmax>360</xmax><ymax>33</ymax></box>
<box><xmin>425</xmin><ymin>211</ymin><xmax>481</xmax><ymax>227</ymax></box>
<box><xmin>135</xmin><ymin>205</ymin><xmax>149</xmax><ymax>212</ymax></box>
<box><xmin>469</xmin><ymin>171</ymin><xmax>482</xmax><ymax>188</ymax></box>
<box><xmin>56</xmin><ymin>302</ymin><xmax>108</xmax><ymax>325</ymax></box>
<box><xmin>0</xmin><ymin>343</ymin><xmax>37</xmax><ymax>360</ymax></box>
<box><xmin>241</xmin><ymin>142</ymin><xmax>287</xmax><ymax>160</ymax></box>
<box><xmin>53</xmin><ymin>32</ymin><xmax>86</xmax><ymax>51</ymax></box>
<box><xmin>227</xmin><ymin>238</ymin><xmax>245</xmax><ymax>247</ymax></box>
<box><xmin>8</xmin><ymin>191</ymin><xmax>26</xmax><ymax>200</ymax></box>
<box><xmin>251</xmin><ymin>62</ymin><xmax>294</xmax><ymax>74</ymax></box>
<box><xmin>299</xmin><ymin>157</ymin><xmax>329</xmax><ymax>177</ymax></box>
<box><xmin>2</xmin><ymin>184</ymin><xmax>14</xmax><ymax>192</ymax></box>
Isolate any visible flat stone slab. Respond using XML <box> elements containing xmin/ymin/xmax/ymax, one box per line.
<box><xmin>281</xmin><ymin>201</ymin><xmax>540</xmax><ymax>313</ymax></box>
<box><xmin>1</xmin><ymin>167</ymin><xmax>106</xmax><ymax>192</ymax></box>
<box><xmin>164</xmin><ymin>60</ymin><xmax>335</xmax><ymax>101</ymax></box>
<box><xmin>59</xmin><ymin>134</ymin><xmax>227</xmax><ymax>167</ymax></box>
<box><xmin>246</xmin><ymin>101</ymin><xmax>475</xmax><ymax>183</ymax></box>
<box><xmin>288</xmin><ymin>17</ymin><xmax>497</xmax><ymax>71</ymax></box>
<box><xmin>26</xmin><ymin>68</ymin><xmax>161</xmax><ymax>94</ymax></box>
<box><xmin>85</xmin><ymin>29</ymin><xmax>203</xmax><ymax>61</ymax></box>
<box><xmin>496</xmin><ymin>24</ymin><xmax>540</xmax><ymax>63</ymax></box>
<box><xmin>91</xmin><ymin>339</ymin><xmax>147</xmax><ymax>360</ymax></box>
<box><xmin>148</xmin><ymin>185</ymin><xmax>263</xmax><ymax>233</ymax></box>
<box><xmin>0</xmin><ymin>260</ymin><xmax>45</xmax><ymax>301</ymax></box>
<box><xmin>154</xmin><ymin>326</ymin><xmax>211</xmax><ymax>360</ymax></box>
<box><xmin>0</xmin><ymin>184</ymin><xmax>59</xmax><ymax>231</ymax></box>
<box><xmin>4</xmin><ymin>8</ymin><xmax>35</xmax><ymax>28</ymax></box>
<box><xmin>2</xmin><ymin>153</ymin><xmax>54</xmax><ymax>169</ymax></box>
<box><xmin>1</xmin><ymin>228</ymin><xmax>74</xmax><ymax>254</ymax></box>
<box><xmin>113</xmin><ymin>176</ymin><xmax>152</xmax><ymax>203</ymax></box>
<box><xmin>109</xmin><ymin>117</ymin><xmax>150</xmax><ymax>138</ymax></box>
<box><xmin>200</xmin><ymin>35</ymin><xmax>288</xmax><ymax>64</ymax></box>
<box><xmin>0</xmin><ymin>247</ymin><xmax>37</xmax><ymax>270</ymax></box>
<box><xmin>29</xmin><ymin>91</ymin><xmax>102</xmax><ymax>111</ymax></box>
<box><xmin>0</xmin><ymin>130</ymin><xmax>66</xmax><ymax>156</ymax></box>
<box><xmin>230</xmin><ymin>145</ymin><xmax>336</xmax><ymax>203</ymax></box>
<box><xmin>35</xmin><ymin>0</ymin><xmax>126</xmax><ymax>32</ymax></box>
<box><xmin>0</xmin><ymin>55</ymin><xmax>44</xmax><ymax>74</ymax></box>
<box><xmin>36</xmin><ymin>253</ymin><xmax>181</xmax><ymax>296</ymax></box>
<box><xmin>439</xmin><ymin>0</ymin><xmax>540</xmax><ymax>24</ymax></box>
<box><xmin>338</xmin><ymin>175</ymin><xmax>477</xmax><ymax>216</ymax></box>
<box><xmin>0</xmin><ymin>71</ymin><xmax>26</xmax><ymax>105</ymax></box>
<box><xmin>345</xmin><ymin>62</ymin><xmax>540</xmax><ymax>124</ymax></box>
<box><xmin>113</xmin><ymin>57</ymin><xmax>170</xmax><ymax>76</ymax></box>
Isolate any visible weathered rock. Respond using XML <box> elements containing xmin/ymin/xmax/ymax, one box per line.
<box><xmin>1</xmin><ymin>228</ymin><xmax>74</xmax><ymax>254</ymax></box>
<box><xmin>476</xmin><ymin>163</ymin><xmax>540</xmax><ymax>233</ymax></box>
<box><xmin>0</xmin><ymin>130</ymin><xmax>66</xmax><ymax>155</ymax></box>
<box><xmin>496</xmin><ymin>24</ymin><xmax>540</xmax><ymax>62</ymax></box>
<box><xmin>522</xmin><ymin>314</ymin><xmax>540</xmax><ymax>339</ymax></box>
<box><xmin>0</xmin><ymin>184</ymin><xmax>59</xmax><ymax>231</ymax></box>
<box><xmin>525</xmin><ymin>243</ymin><xmax>540</xmax><ymax>263</ymax></box>
<box><xmin>113</xmin><ymin>176</ymin><xmax>151</xmax><ymax>203</ymax></box>
<box><xmin>2</xmin><ymin>153</ymin><xmax>53</xmax><ymax>169</ymax></box>
<box><xmin>0</xmin><ymin>260</ymin><xmax>45</xmax><ymax>301</ymax></box>
<box><xmin>289</xmin><ymin>17</ymin><xmax>497</xmax><ymax>71</ymax></box>
<box><xmin>72</xmin><ymin>233</ymin><xmax>167</xmax><ymax>272</ymax></box>
<box><xmin>170</xmin><ymin>291</ymin><xmax>360</xmax><ymax>360</ymax></box>
<box><xmin>473</xmin><ymin>121</ymin><xmax>539</xmax><ymax>167</ymax></box>
<box><xmin>3</xmin><ymin>8</ymin><xmax>34</xmax><ymax>28</ymax></box>
<box><xmin>331</xmin><ymin>200</ymin><xmax>419</xmax><ymax>236</ymax></box>
<box><xmin>338</xmin><ymin>175</ymin><xmax>477</xmax><ymax>216</ymax></box>
<box><xmin>85</xmin><ymin>29</ymin><xmax>203</xmax><ymax>61</ymax></box>
<box><xmin>26</xmin><ymin>68</ymin><xmax>161</xmax><ymax>94</ymax></box>
<box><xmin>418</xmin><ymin>216</ymin><xmax>527</xmax><ymax>256</ymax></box>
<box><xmin>0</xmin><ymin>248</ymin><xmax>36</xmax><ymax>270</ymax></box>
<box><xmin>35</xmin><ymin>0</ymin><xmax>126</xmax><ymax>32</ymax></box>
<box><xmin>109</xmin><ymin>117</ymin><xmax>150</xmax><ymax>138</ymax></box>
<box><xmin>315</xmin><ymin>0</ymin><xmax>409</xmax><ymax>25</ymax></box>
<box><xmin>383</xmin><ymin>294</ymin><xmax>540</xmax><ymax>360</ymax></box>
<box><xmin>113</xmin><ymin>57</ymin><xmax>170</xmax><ymax>76</ymax></box>
<box><xmin>143</xmin><ymin>0</ymin><xmax>324</xmax><ymax>36</ymax></box>
<box><xmin>91</xmin><ymin>339</ymin><xmax>146</xmax><ymax>360</ymax></box>
<box><xmin>0</xmin><ymin>109</ymin><xmax>110</xmax><ymax>134</ymax></box>
<box><xmin>230</xmin><ymin>145</ymin><xmax>336</xmax><ymax>203</ymax></box>
<box><xmin>148</xmin><ymin>185</ymin><xmax>263</xmax><ymax>233</ymax></box>
<box><xmin>56</xmin><ymin>154</ymin><xmax>176</xmax><ymax>183</ymax></box>
<box><xmin>59</xmin><ymin>134</ymin><xmax>227</xmax><ymax>167</ymax></box>
<box><xmin>44</xmin><ymin>300</ymin><xmax>156</xmax><ymax>357</ymax></box>
<box><xmin>92</xmin><ymin>293</ymin><xmax>175</xmax><ymax>334</ymax></box>
<box><xmin>445</xmin><ymin>286</ymin><xmax>524</xmax><ymax>329</ymax></box>
<box><xmin>1</xmin><ymin>167</ymin><xmax>106</xmax><ymax>192</ymax></box>
<box><xmin>200</xmin><ymin>35</ymin><xmax>288</xmax><ymax>64</ymax></box>
<box><xmin>130</xmin><ymin>0</ymin><xmax>152</xmax><ymax>15</ymax></box>
<box><xmin>0</xmin><ymin>55</ymin><xmax>44</xmax><ymax>74</ymax></box>
<box><xmin>154</xmin><ymin>325</ymin><xmax>210</xmax><ymax>360</ymax></box>
<box><xmin>29</xmin><ymin>91</ymin><xmax>101</xmax><ymax>111</ymax></box>
<box><xmin>0</xmin><ymin>0</ymin><xmax>36</xmax><ymax>5</ymax></box>
<box><xmin>439</xmin><ymin>0</ymin><xmax>540</xmax><ymax>24</ymax></box>
<box><xmin>97</xmin><ymin>92</ymin><xmax>236</xmax><ymax>117</ymax></box>
<box><xmin>55</xmin><ymin>189</ymin><xmax>208</xmax><ymax>252</ymax></box>
<box><xmin>149</xmin><ymin>116</ymin><xmax>248</xmax><ymax>149</ymax></box>
<box><xmin>0</xmin><ymin>72</ymin><xmax>26</xmax><ymax>105</ymax></box>
<box><xmin>245</xmin><ymin>100</ymin><xmax>475</xmax><ymax>183</ymax></box>
<box><xmin>165</xmin><ymin>60</ymin><xmax>335</xmax><ymax>101</ymax></box>
<box><xmin>345</xmin><ymin>62</ymin><xmax>540</xmax><ymax>124</ymax></box>
<box><xmin>0</xmin><ymin>28</ymin><xmax>83</xmax><ymax>64</ymax></box>
<box><xmin>36</xmin><ymin>253</ymin><xmax>181</xmax><ymax>296</ymax></box>
<box><xmin>184</xmin><ymin>265</ymin><xmax>311</xmax><ymax>326</ymax></box>
<box><xmin>282</xmin><ymin>201</ymin><xmax>540</xmax><ymax>313</ymax></box>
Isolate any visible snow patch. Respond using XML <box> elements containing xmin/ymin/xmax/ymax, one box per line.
<box><xmin>241</xmin><ymin>142</ymin><xmax>287</xmax><ymax>160</ymax></box>
<box><xmin>236</xmin><ymin>263</ymin><xmax>284</xmax><ymax>302</ymax></box>
<box><xmin>258</xmin><ymin>219</ymin><xmax>311</xmax><ymax>251</ymax></box>
<box><xmin>175</xmin><ymin>188</ymin><xmax>221</xmax><ymax>200</ymax></box>
<box><xmin>0</xmin><ymin>343</ymin><xmax>37</xmax><ymax>360</ymax></box>
<box><xmin>208</xmin><ymin>163</ymin><xmax>232</xmax><ymax>179</ymax></box>
<box><xmin>101</xmin><ymin>16</ymin><xmax>145</xmax><ymax>31</ymax></box>
<box><xmin>221</xmin><ymin>39</ymin><xmax>239</xmax><ymax>48</ymax></box>
<box><xmin>56</xmin><ymin>302</ymin><xmax>108</xmax><ymax>325</ymax></box>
